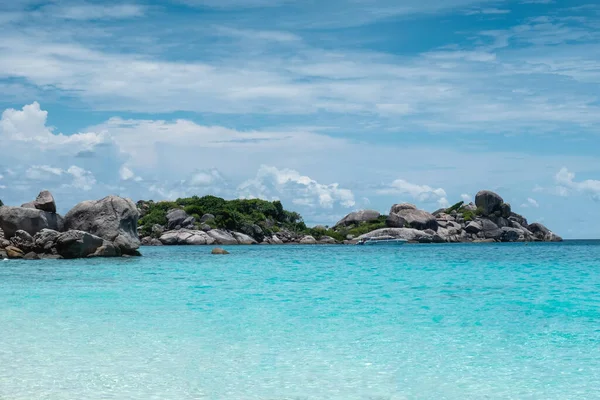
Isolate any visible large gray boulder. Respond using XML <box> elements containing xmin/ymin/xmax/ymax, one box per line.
<box><xmin>386</xmin><ymin>213</ymin><xmax>407</xmax><ymax>228</ymax></box>
<box><xmin>529</xmin><ymin>223</ymin><xmax>562</xmax><ymax>242</ymax></box>
<box><xmin>34</xmin><ymin>190</ymin><xmax>57</xmax><ymax>213</ymax></box>
<box><xmin>0</xmin><ymin>206</ymin><xmax>64</xmax><ymax>238</ymax></box>
<box><xmin>465</xmin><ymin>221</ymin><xmax>482</xmax><ymax>234</ymax></box>
<box><xmin>166</xmin><ymin>209</ymin><xmax>190</xmax><ymax>230</ymax></box>
<box><xmin>207</xmin><ymin>229</ymin><xmax>238</xmax><ymax>245</ymax></box>
<box><xmin>335</xmin><ymin>210</ymin><xmax>381</xmax><ymax>227</ymax></box>
<box><xmin>55</xmin><ymin>230</ymin><xmax>104</xmax><ymax>259</ymax></box>
<box><xmin>480</xmin><ymin>219</ymin><xmax>502</xmax><ymax>240</ymax></box>
<box><xmin>159</xmin><ymin>229</ymin><xmax>215</xmax><ymax>245</ymax></box>
<box><xmin>63</xmin><ymin>196</ymin><xmax>140</xmax><ymax>255</ymax></box>
<box><xmin>299</xmin><ymin>235</ymin><xmax>317</xmax><ymax>244</ymax></box>
<box><xmin>388</xmin><ymin>204</ymin><xmax>438</xmax><ymax>231</ymax></box>
<box><xmin>500</xmin><ymin>227</ymin><xmax>523</xmax><ymax>242</ymax></box>
<box><xmin>357</xmin><ymin>228</ymin><xmax>434</xmax><ymax>243</ymax></box>
<box><xmin>232</xmin><ymin>232</ymin><xmax>257</xmax><ymax>245</ymax></box>
<box><xmin>475</xmin><ymin>190</ymin><xmax>504</xmax><ymax>216</ymax></box>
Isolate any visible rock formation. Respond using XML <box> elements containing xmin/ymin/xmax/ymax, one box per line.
<box><xmin>64</xmin><ymin>196</ymin><xmax>140</xmax><ymax>256</ymax></box>
<box><xmin>0</xmin><ymin>192</ymin><xmax>141</xmax><ymax>259</ymax></box>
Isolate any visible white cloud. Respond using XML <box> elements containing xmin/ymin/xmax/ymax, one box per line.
<box><xmin>24</xmin><ymin>165</ymin><xmax>96</xmax><ymax>191</ymax></box>
<box><xmin>119</xmin><ymin>166</ymin><xmax>135</xmax><ymax>181</ymax></box>
<box><xmin>66</xmin><ymin>166</ymin><xmax>96</xmax><ymax>191</ymax></box>
<box><xmin>238</xmin><ymin>165</ymin><xmax>355</xmax><ymax>209</ymax></box>
<box><xmin>40</xmin><ymin>4</ymin><xmax>146</xmax><ymax>20</ymax></box>
<box><xmin>461</xmin><ymin>193</ymin><xmax>472</xmax><ymax>202</ymax></box>
<box><xmin>377</xmin><ymin>179</ymin><xmax>448</xmax><ymax>205</ymax></box>
<box><xmin>555</xmin><ymin>167</ymin><xmax>600</xmax><ymax>201</ymax></box>
<box><xmin>521</xmin><ymin>197</ymin><xmax>540</xmax><ymax>208</ymax></box>
<box><xmin>465</xmin><ymin>8</ymin><xmax>511</xmax><ymax>15</ymax></box>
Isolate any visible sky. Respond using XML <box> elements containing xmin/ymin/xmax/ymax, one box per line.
<box><xmin>0</xmin><ymin>0</ymin><xmax>599</xmax><ymax>238</ymax></box>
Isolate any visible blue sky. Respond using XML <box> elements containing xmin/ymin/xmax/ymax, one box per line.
<box><xmin>1</xmin><ymin>0</ymin><xmax>600</xmax><ymax>237</ymax></box>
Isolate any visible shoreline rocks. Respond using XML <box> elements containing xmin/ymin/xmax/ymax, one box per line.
<box><xmin>0</xmin><ymin>191</ymin><xmax>142</xmax><ymax>259</ymax></box>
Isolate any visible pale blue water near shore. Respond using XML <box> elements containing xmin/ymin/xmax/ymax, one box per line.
<box><xmin>1</xmin><ymin>242</ymin><xmax>600</xmax><ymax>399</ymax></box>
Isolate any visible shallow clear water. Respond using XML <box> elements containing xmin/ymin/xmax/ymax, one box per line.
<box><xmin>1</xmin><ymin>242</ymin><xmax>600</xmax><ymax>399</ymax></box>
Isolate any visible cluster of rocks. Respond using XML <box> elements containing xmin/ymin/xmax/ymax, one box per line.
<box><xmin>136</xmin><ymin>189</ymin><xmax>561</xmax><ymax>247</ymax></box>
<box><xmin>0</xmin><ymin>191</ymin><xmax>141</xmax><ymax>259</ymax></box>
<box><xmin>350</xmin><ymin>190</ymin><xmax>561</xmax><ymax>243</ymax></box>
<box><xmin>139</xmin><ymin>206</ymin><xmax>337</xmax><ymax>246</ymax></box>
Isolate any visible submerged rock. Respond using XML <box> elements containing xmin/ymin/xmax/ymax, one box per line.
<box><xmin>211</xmin><ymin>247</ymin><xmax>229</xmax><ymax>255</ymax></box>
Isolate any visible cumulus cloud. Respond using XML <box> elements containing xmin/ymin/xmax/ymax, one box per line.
<box><xmin>24</xmin><ymin>165</ymin><xmax>96</xmax><ymax>191</ymax></box>
<box><xmin>521</xmin><ymin>197</ymin><xmax>540</xmax><ymax>208</ymax></box>
<box><xmin>461</xmin><ymin>193</ymin><xmax>472</xmax><ymax>202</ymax></box>
<box><xmin>238</xmin><ymin>165</ymin><xmax>355</xmax><ymax>209</ymax></box>
<box><xmin>555</xmin><ymin>167</ymin><xmax>600</xmax><ymax>201</ymax></box>
<box><xmin>378</xmin><ymin>179</ymin><xmax>448</xmax><ymax>207</ymax></box>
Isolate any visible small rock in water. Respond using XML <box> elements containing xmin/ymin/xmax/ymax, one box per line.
<box><xmin>211</xmin><ymin>247</ymin><xmax>230</xmax><ymax>255</ymax></box>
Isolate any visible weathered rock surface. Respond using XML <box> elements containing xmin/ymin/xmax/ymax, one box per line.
<box><xmin>55</xmin><ymin>230</ymin><xmax>105</xmax><ymax>259</ymax></box>
<box><xmin>357</xmin><ymin>228</ymin><xmax>435</xmax><ymax>243</ymax></box>
<box><xmin>529</xmin><ymin>223</ymin><xmax>562</xmax><ymax>242</ymax></box>
<box><xmin>299</xmin><ymin>235</ymin><xmax>317</xmax><ymax>244</ymax></box>
<box><xmin>319</xmin><ymin>236</ymin><xmax>338</xmax><ymax>244</ymax></box>
<box><xmin>475</xmin><ymin>190</ymin><xmax>504</xmax><ymax>216</ymax></box>
<box><xmin>160</xmin><ymin>229</ymin><xmax>215</xmax><ymax>246</ymax></box>
<box><xmin>5</xmin><ymin>246</ymin><xmax>24</xmax><ymax>259</ymax></box>
<box><xmin>207</xmin><ymin>229</ymin><xmax>238</xmax><ymax>245</ymax></box>
<box><xmin>33</xmin><ymin>190</ymin><xmax>57</xmax><ymax>213</ymax></box>
<box><xmin>10</xmin><ymin>230</ymin><xmax>35</xmax><ymax>253</ymax></box>
<box><xmin>465</xmin><ymin>221</ymin><xmax>482</xmax><ymax>234</ymax></box>
<box><xmin>33</xmin><ymin>229</ymin><xmax>60</xmax><ymax>252</ymax></box>
<box><xmin>386</xmin><ymin>213</ymin><xmax>407</xmax><ymax>228</ymax></box>
<box><xmin>0</xmin><ymin>206</ymin><xmax>64</xmax><ymax>238</ymax></box>
<box><xmin>232</xmin><ymin>232</ymin><xmax>257</xmax><ymax>245</ymax></box>
<box><xmin>63</xmin><ymin>196</ymin><xmax>140</xmax><ymax>255</ymax></box>
<box><xmin>389</xmin><ymin>204</ymin><xmax>438</xmax><ymax>231</ymax></box>
<box><xmin>166</xmin><ymin>209</ymin><xmax>190</xmax><ymax>230</ymax></box>
<box><xmin>335</xmin><ymin>210</ymin><xmax>381</xmax><ymax>227</ymax></box>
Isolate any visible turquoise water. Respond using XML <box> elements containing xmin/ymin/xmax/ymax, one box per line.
<box><xmin>1</xmin><ymin>242</ymin><xmax>600</xmax><ymax>399</ymax></box>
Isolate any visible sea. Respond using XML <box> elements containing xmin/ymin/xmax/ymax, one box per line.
<box><xmin>1</xmin><ymin>242</ymin><xmax>599</xmax><ymax>399</ymax></box>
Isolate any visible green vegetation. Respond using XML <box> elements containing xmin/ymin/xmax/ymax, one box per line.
<box><xmin>444</xmin><ymin>201</ymin><xmax>464</xmax><ymax>214</ymax></box>
<box><xmin>0</xmin><ymin>199</ymin><xmax>3</xmax><ymax>207</ymax></box>
<box><xmin>138</xmin><ymin>196</ymin><xmax>306</xmax><ymax>239</ymax></box>
<box><xmin>459</xmin><ymin>206</ymin><xmax>484</xmax><ymax>222</ymax></box>
<box><xmin>333</xmin><ymin>215</ymin><xmax>388</xmax><ymax>238</ymax></box>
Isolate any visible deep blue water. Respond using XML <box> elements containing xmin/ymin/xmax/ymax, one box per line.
<box><xmin>1</xmin><ymin>242</ymin><xmax>600</xmax><ymax>399</ymax></box>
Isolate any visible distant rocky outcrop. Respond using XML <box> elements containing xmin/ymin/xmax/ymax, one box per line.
<box><xmin>131</xmin><ymin>189</ymin><xmax>562</xmax><ymax>248</ymax></box>
<box><xmin>333</xmin><ymin>190</ymin><xmax>561</xmax><ymax>244</ymax></box>
<box><xmin>0</xmin><ymin>191</ymin><xmax>141</xmax><ymax>259</ymax></box>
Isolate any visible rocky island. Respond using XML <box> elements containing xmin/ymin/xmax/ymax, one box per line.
<box><xmin>0</xmin><ymin>189</ymin><xmax>561</xmax><ymax>259</ymax></box>
<box><xmin>135</xmin><ymin>189</ymin><xmax>561</xmax><ymax>246</ymax></box>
